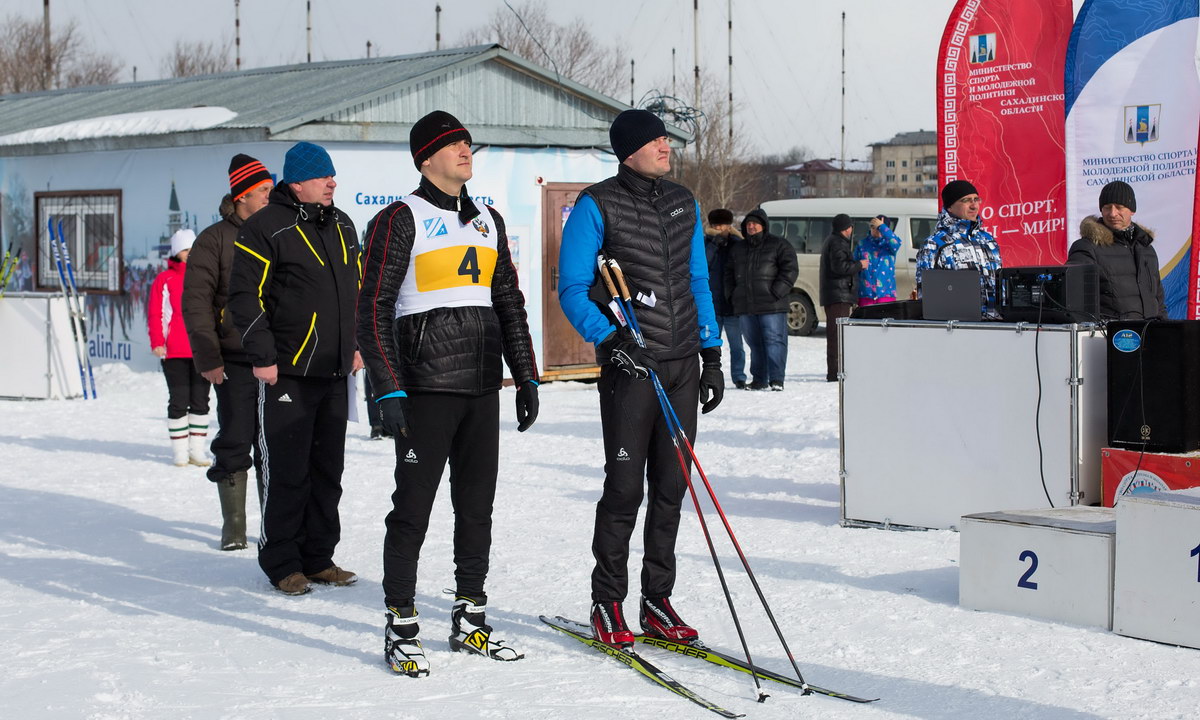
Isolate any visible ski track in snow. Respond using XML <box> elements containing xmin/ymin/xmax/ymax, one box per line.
<box><xmin>2</xmin><ymin>336</ymin><xmax>1198</xmax><ymax>719</ymax></box>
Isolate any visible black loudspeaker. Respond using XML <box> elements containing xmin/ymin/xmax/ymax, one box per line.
<box><xmin>1107</xmin><ymin>320</ymin><xmax>1200</xmax><ymax>452</ymax></box>
<box><xmin>850</xmin><ymin>299</ymin><xmax>923</xmax><ymax>320</ymax></box>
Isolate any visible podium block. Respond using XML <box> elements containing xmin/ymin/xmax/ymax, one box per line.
<box><xmin>1113</xmin><ymin>488</ymin><xmax>1200</xmax><ymax>649</ymax></box>
<box><xmin>960</xmin><ymin>507</ymin><xmax>1115</xmax><ymax>629</ymax></box>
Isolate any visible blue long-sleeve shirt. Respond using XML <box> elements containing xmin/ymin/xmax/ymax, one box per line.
<box><xmin>557</xmin><ymin>193</ymin><xmax>720</xmax><ymax>349</ymax></box>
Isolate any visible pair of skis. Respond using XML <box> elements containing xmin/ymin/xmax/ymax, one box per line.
<box><xmin>48</xmin><ymin>218</ymin><xmax>97</xmax><ymax>399</ymax></box>
<box><xmin>541</xmin><ymin>616</ymin><xmax>876</xmax><ymax>718</ymax></box>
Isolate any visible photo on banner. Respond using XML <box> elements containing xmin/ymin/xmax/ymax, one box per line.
<box><xmin>937</xmin><ymin>0</ymin><xmax>1073</xmax><ymax>266</ymax></box>
<box><xmin>1064</xmin><ymin>0</ymin><xmax>1200</xmax><ymax>319</ymax></box>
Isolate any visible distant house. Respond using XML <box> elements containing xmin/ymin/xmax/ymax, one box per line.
<box><xmin>869</xmin><ymin>130</ymin><xmax>937</xmax><ymax>198</ymax></box>
<box><xmin>0</xmin><ymin>44</ymin><xmax>689</xmax><ymax>378</ymax></box>
<box><xmin>776</xmin><ymin>158</ymin><xmax>872</xmax><ymax>198</ymax></box>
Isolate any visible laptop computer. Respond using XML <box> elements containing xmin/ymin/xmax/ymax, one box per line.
<box><xmin>921</xmin><ymin>268</ymin><xmax>983</xmax><ymax>321</ymax></box>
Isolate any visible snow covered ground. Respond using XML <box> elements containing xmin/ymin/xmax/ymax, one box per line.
<box><xmin>2</xmin><ymin>335</ymin><xmax>1198</xmax><ymax>719</ymax></box>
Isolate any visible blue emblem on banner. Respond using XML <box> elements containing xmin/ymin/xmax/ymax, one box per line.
<box><xmin>1124</xmin><ymin>104</ymin><xmax>1160</xmax><ymax>145</ymax></box>
<box><xmin>969</xmin><ymin>33</ymin><xmax>996</xmax><ymax>64</ymax></box>
<box><xmin>1112</xmin><ymin>329</ymin><xmax>1142</xmax><ymax>352</ymax></box>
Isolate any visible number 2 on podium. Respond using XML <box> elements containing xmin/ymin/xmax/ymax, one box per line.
<box><xmin>1017</xmin><ymin>550</ymin><xmax>1038</xmax><ymax>590</ymax></box>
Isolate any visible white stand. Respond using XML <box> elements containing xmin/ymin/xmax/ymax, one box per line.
<box><xmin>960</xmin><ymin>507</ymin><xmax>1115</xmax><ymax>629</ymax></box>
<box><xmin>1113</xmin><ymin>488</ymin><xmax>1200</xmax><ymax>649</ymax></box>
<box><xmin>0</xmin><ymin>292</ymin><xmax>85</xmax><ymax>399</ymax></box>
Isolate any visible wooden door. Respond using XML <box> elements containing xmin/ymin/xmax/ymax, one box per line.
<box><xmin>541</xmin><ymin>183</ymin><xmax>598</xmax><ymax>378</ymax></box>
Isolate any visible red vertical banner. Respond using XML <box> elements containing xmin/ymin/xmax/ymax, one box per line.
<box><xmin>938</xmin><ymin>0</ymin><xmax>1074</xmax><ymax>265</ymax></box>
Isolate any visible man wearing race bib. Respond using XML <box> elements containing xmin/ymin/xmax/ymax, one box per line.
<box><xmin>357</xmin><ymin>111</ymin><xmax>540</xmax><ymax>677</ymax></box>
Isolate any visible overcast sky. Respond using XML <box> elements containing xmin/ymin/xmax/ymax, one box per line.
<box><xmin>36</xmin><ymin>0</ymin><xmax>1085</xmax><ymax>160</ymax></box>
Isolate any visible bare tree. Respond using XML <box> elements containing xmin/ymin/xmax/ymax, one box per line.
<box><xmin>162</xmin><ymin>39</ymin><xmax>233</xmax><ymax>78</ymax></box>
<box><xmin>460</xmin><ymin>1</ymin><xmax>627</xmax><ymax>98</ymax></box>
<box><xmin>0</xmin><ymin>14</ymin><xmax>121</xmax><ymax>94</ymax></box>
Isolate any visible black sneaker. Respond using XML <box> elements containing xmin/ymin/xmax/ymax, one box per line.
<box><xmin>385</xmin><ymin>604</ymin><xmax>430</xmax><ymax>677</ymax></box>
<box><xmin>769</xmin><ymin>382</ymin><xmax>784</xmax><ymax>391</ymax></box>
<box><xmin>734</xmin><ymin>380</ymin><xmax>746</xmax><ymax>389</ymax></box>
<box><xmin>639</xmin><ymin>596</ymin><xmax>698</xmax><ymax>643</ymax></box>
<box><xmin>448</xmin><ymin>595</ymin><xmax>523</xmax><ymax>661</ymax></box>
<box><xmin>747</xmin><ymin>382</ymin><xmax>768</xmax><ymax>391</ymax></box>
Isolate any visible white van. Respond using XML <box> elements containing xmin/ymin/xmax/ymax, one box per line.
<box><xmin>757</xmin><ymin>197</ymin><xmax>939</xmax><ymax>335</ymax></box>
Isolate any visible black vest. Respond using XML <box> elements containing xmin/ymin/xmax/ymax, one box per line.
<box><xmin>584</xmin><ymin>164</ymin><xmax>700</xmax><ymax>360</ymax></box>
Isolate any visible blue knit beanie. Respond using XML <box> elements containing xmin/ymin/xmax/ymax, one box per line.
<box><xmin>282</xmin><ymin>142</ymin><xmax>335</xmax><ymax>184</ymax></box>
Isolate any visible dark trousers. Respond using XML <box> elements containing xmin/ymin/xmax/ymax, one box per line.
<box><xmin>383</xmin><ymin>391</ymin><xmax>500</xmax><ymax>607</ymax></box>
<box><xmin>592</xmin><ymin>355</ymin><xmax>699</xmax><ymax>603</ymax></box>
<box><xmin>161</xmin><ymin>358</ymin><xmax>210</xmax><ymax>419</ymax></box>
<box><xmin>256</xmin><ymin>374</ymin><xmax>347</xmax><ymax>584</ymax></box>
<box><xmin>824</xmin><ymin>302</ymin><xmax>854</xmax><ymax>381</ymax></box>
<box><xmin>208</xmin><ymin>360</ymin><xmax>262</xmax><ymax>483</ymax></box>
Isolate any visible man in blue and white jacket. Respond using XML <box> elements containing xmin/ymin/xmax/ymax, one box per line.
<box><xmin>915</xmin><ymin>179</ymin><xmax>1004</xmax><ymax>319</ymax></box>
<box><xmin>558</xmin><ymin>109</ymin><xmax>723</xmax><ymax>648</ymax></box>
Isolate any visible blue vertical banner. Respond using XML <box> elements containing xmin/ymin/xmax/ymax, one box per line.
<box><xmin>1065</xmin><ymin>0</ymin><xmax>1200</xmax><ymax>319</ymax></box>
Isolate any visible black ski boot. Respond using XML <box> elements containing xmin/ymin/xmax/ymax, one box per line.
<box><xmin>448</xmin><ymin>595</ymin><xmax>524</xmax><ymax>661</ymax></box>
<box><xmin>385</xmin><ymin>604</ymin><xmax>430</xmax><ymax>677</ymax></box>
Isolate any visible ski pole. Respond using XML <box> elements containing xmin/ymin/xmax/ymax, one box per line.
<box><xmin>49</xmin><ymin>218</ymin><xmax>89</xmax><ymax>399</ymax></box>
<box><xmin>598</xmin><ymin>256</ymin><xmax>768</xmax><ymax>702</ymax></box>
<box><xmin>58</xmin><ymin>219</ymin><xmax>97</xmax><ymax>398</ymax></box>
<box><xmin>606</xmin><ymin>256</ymin><xmax>812</xmax><ymax>694</ymax></box>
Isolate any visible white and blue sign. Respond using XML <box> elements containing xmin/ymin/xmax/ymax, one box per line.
<box><xmin>1112</xmin><ymin>328</ymin><xmax>1142</xmax><ymax>353</ymax></box>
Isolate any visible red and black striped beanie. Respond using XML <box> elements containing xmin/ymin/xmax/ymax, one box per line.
<box><xmin>228</xmin><ymin>154</ymin><xmax>273</xmax><ymax>201</ymax></box>
<box><xmin>410</xmin><ymin>111</ymin><xmax>472</xmax><ymax>169</ymax></box>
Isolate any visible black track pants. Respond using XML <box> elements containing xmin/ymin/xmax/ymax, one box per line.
<box><xmin>161</xmin><ymin>358</ymin><xmax>210</xmax><ymax>419</ymax></box>
<box><xmin>591</xmin><ymin>355</ymin><xmax>699</xmax><ymax>603</ymax></box>
<box><xmin>207</xmin><ymin>360</ymin><xmax>262</xmax><ymax>483</ymax></box>
<box><xmin>256</xmin><ymin>374</ymin><xmax>347</xmax><ymax>584</ymax></box>
<box><xmin>382</xmin><ymin>391</ymin><xmax>500</xmax><ymax>607</ymax></box>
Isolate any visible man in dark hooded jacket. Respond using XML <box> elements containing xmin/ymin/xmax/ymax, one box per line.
<box><xmin>1067</xmin><ymin>180</ymin><xmax>1166</xmax><ymax>321</ymax></box>
<box><xmin>819</xmin><ymin>214</ymin><xmax>868</xmax><ymax>382</ymax></box>
<box><xmin>724</xmin><ymin>208</ymin><xmax>798</xmax><ymax>390</ymax></box>
<box><xmin>705</xmin><ymin>208</ymin><xmax>747</xmax><ymax>387</ymax></box>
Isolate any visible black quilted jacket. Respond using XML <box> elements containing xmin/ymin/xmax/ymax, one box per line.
<box><xmin>356</xmin><ymin>177</ymin><xmax>538</xmax><ymax>396</ymax></box>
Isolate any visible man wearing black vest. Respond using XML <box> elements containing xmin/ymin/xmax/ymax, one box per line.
<box><xmin>558</xmin><ymin>109</ymin><xmax>724</xmax><ymax>647</ymax></box>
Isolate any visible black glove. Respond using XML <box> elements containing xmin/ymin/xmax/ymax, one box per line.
<box><xmin>378</xmin><ymin>396</ymin><xmax>410</xmax><ymax>438</ymax></box>
<box><xmin>600</xmin><ymin>331</ymin><xmax>659</xmax><ymax>380</ymax></box>
<box><xmin>698</xmin><ymin>346</ymin><xmax>724</xmax><ymax>414</ymax></box>
<box><xmin>515</xmin><ymin>381</ymin><xmax>539</xmax><ymax>432</ymax></box>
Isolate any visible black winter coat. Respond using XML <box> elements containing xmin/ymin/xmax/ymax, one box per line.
<box><xmin>1067</xmin><ymin>217</ymin><xmax>1166</xmax><ymax>320</ymax></box>
<box><xmin>704</xmin><ymin>227</ymin><xmax>740</xmax><ymax>317</ymax></box>
<box><xmin>183</xmin><ymin>201</ymin><xmax>246</xmax><ymax>372</ymax></box>
<box><xmin>819</xmin><ymin>231</ymin><xmax>860</xmax><ymax>306</ymax></box>
<box><xmin>228</xmin><ymin>184</ymin><xmax>360</xmax><ymax>377</ymax></box>
<box><xmin>356</xmin><ymin>178</ymin><xmax>538</xmax><ymax>396</ymax></box>
<box><xmin>724</xmin><ymin>209</ymin><xmax>798</xmax><ymax>315</ymax></box>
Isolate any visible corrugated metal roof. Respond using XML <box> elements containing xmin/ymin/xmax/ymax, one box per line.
<box><xmin>0</xmin><ymin>45</ymin><xmax>691</xmax><ymax>153</ymax></box>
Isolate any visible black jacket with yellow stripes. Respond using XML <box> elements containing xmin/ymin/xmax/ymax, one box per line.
<box><xmin>356</xmin><ymin>177</ymin><xmax>538</xmax><ymax>396</ymax></box>
<box><xmin>228</xmin><ymin>184</ymin><xmax>360</xmax><ymax>378</ymax></box>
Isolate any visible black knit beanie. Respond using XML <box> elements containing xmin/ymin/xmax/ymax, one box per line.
<box><xmin>410</xmin><ymin>111</ymin><xmax>472</xmax><ymax>169</ymax></box>
<box><xmin>832</xmin><ymin>213</ymin><xmax>852</xmax><ymax>233</ymax></box>
<box><xmin>708</xmin><ymin>208</ymin><xmax>734</xmax><ymax>226</ymax></box>
<box><xmin>1099</xmin><ymin>180</ymin><xmax>1136</xmax><ymax>212</ymax></box>
<box><xmin>941</xmin><ymin>179</ymin><xmax>978</xmax><ymax>209</ymax></box>
<box><xmin>610</xmin><ymin>109</ymin><xmax>668</xmax><ymax>163</ymax></box>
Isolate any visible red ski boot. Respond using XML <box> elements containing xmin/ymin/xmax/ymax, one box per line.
<box><xmin>639</xmin><ymin>596</ymin><xmax>699</xmax><ymax>643</ymax></box>
<box><xmin>590</xmin><ymin>601</ymin><xmax>635</xmax><ymax>647</ymax></box>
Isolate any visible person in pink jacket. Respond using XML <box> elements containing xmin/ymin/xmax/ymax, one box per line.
<box><xmin>149</xmin><ymin>229</ymin><xmax>212</xmax><ymax>466</ymax></box>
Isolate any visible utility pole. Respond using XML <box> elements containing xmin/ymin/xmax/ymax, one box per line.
<box><xmin>727</xmin><ymin>0</ymin><xmax>733</xmax><ymax>141</ymax></box>
<box><xmin>840</xmin><ymin>11</ymin><xmax>846</xmax><ymax>197</ymax></box>
<box><xmin>235</xmin><ymin>0</ymin><xmax>241</xmax><ymax>71</ymax></box>
<box><xmin>692</xmin><ymin>0</ymin><xmax>700</xmax><ymax>109</ymax></box>
<box><xmin>630</xmin><ymin>60</ymin><xmax>635</xmax><ymax>107</ymax></box>
<box><xmin>672</xmin><ymin>48</ymin><xmax>676</xmax><ymax>99</ymax></box>
<box><xmin>306</xmin><ymin>1</ymin><xmax>312</xmax><ymax>63</ymax></box>
<box><xmin>366</xmin><ymin>40</ymin><xmax>372</xmax><ymax>58</ymax></box>
<box><xmin>436</xmin><ymin>4</ymin><xmax>442</xmax><ymax>50</ymax></box>
<box><xmin>43</xmin><ymin>0</ymin><xmax>51</xmax><ymax>90</ymax></box>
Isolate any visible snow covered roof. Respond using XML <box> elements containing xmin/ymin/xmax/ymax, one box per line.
<box><xmin>0</xmin><ymin>45</ymin><xmax>688</xmax><ymax>155</ymax></box>
<box><xmin>781</xmin><ymin>158</ymin><xmax>873</xmax><ymax>173</ymax></box>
